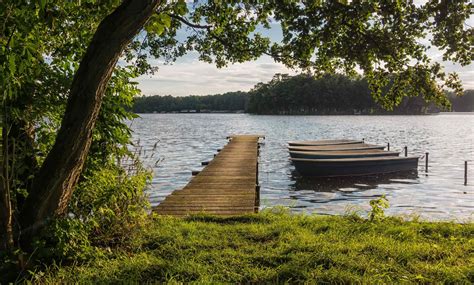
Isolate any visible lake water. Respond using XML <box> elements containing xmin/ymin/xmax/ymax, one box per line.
<box><xmin>131</xmin><ymin>113</ymin><xmax>474</xmax><ymax>221</ymax></box>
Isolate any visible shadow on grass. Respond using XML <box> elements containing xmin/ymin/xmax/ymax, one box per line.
<box><xmin>183</xmin><ymin>213</ymin><xmax>271</xmax><ymax>224</ymax></box>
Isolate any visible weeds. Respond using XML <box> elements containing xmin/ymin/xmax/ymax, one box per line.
<box><xmin>369</xmin><ymin>195</ymin><xmax>390</xmax><ymax>221</ymax></box>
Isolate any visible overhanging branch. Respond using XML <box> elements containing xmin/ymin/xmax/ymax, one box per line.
<box><xmin>168</xmin><ymin>14</ymin><xmax>212</xmax><ymax>30</ymax></box>
<box><xmin>167</xmin><ymin>13</ymin><xmax>309</xmax><ymax>70</ymax></box>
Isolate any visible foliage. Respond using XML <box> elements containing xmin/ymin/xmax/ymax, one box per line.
<box><xmin>89</xmin><ymin>66</ymin><xmax>141</xmax><ymax>166</ymax></box>
<box><xmin>266</xmin><ymin>1</ymin><xmax>472</xmax><ymax>108</ymax></box>
<box><xmin>369</xmin><ymin>195</ymin><xmax>390</xmax><ymax>222</ymax></box>
<box><xmin>70</xmin><ymin>164</ymin><xmax>151</xmax><ymax>249</ymax></box>
<box><xmin>0</xmin><ymin>161</ymin><xmax>151</xmax><ymax>283</ymax></box>
<box><xmin>0</xmin><ymin>0</ymin><xmax>138</xmax><ymax>250</ymax></box>
<box><xmin>30</xmin><ymin>211</ymin><xmax>474</xmax><ymax>284</ymax></box>
<box><xmin>0</xmin><ymin>1</ymin><xmax>151</xmax><ymax>277</ymax></box>
<box><xmin>23</xmin><ymin>63</ymin><xmax>151</xmax><ymax>261</ymax></box>
<box><xmin>34</xmin><ymin>164</ymin><xmax>151</xmax><ymax>262</ymax></box>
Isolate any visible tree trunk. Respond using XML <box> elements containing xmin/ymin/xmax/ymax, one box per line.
<box><xmin>0</xmin><ymin>115</ymin><xmax>14</xmax><ymax>251</ymax></box>
<box><xmin>19</xmin><ymin>0</ymin><xmax>160</xmax><ymax>241</ymax></box>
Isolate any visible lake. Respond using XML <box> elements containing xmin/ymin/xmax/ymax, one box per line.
<box><xmin>131</xmin><ymin>113</ymin><xmax>474</xmax><ymax>221</ymax></box>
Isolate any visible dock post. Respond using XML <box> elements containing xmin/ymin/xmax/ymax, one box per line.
<box><xmin>425</xmin><ymin>152</ymin><xmax>429</xmax><ymax>173</ymax></box>
<box><xmin>387</xmin><ymin>143</ymin><xmax>390</xmax><ymax>151</ymax></box>
<box><xmin>255</xmin><ymin>184</ymin><xmax>260</xmax><ymax>213</ymax></box>
<box><xmin>404</xmin><ymin>146</ymin><xmax>407</xmax><ymax>157</ymax></box>
<box><xmin>256</xmin><ymin>161</ymin><xmax>259</xmax><ymax>184</ymax></box>
<box><xmin>465</xmin><ymin>161</ymin><xmax>468</xmax><ymax>186</ymax></box>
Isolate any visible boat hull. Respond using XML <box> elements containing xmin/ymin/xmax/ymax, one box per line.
<box><xmin>291</xmin><ymin>157</ymin><xmax>419</xmax><ymax>177</ymax></box>
<box><xmin>288</xmin><ymin>139</ymin><xmax>363</xmax><ymax>146</ymax></box>
<box><xmin>289</xmin><ymin>150</ymin><xmax>400</xmax><ymax>159</ymax></box>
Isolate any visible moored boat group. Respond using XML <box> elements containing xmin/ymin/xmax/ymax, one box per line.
<box><xmin>289</xmin><ymin>139</ymin><xmax>419</xmax><ymax>177</ymax></box>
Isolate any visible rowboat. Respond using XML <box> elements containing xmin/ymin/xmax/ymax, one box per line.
<box><xmin>289</xmin><ymin>149</ymin><xmax>400</xmax><ymax>159</ymax></box>
<box><xmin>288</xmin><ymin>139</ymin><xmax>363</xmax><ymax>146</ymax></box>
<box><xmin>288</xmin><ymin>143</ymin><xmax>386</xmax><ymax>152</ymax></box>
<box><xmin>291</xmin><ymin>156</ymin><xmax>419</xmax><ymax>177</ymax></box>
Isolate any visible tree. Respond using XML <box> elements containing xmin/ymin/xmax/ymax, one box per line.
<box><xmin>18</xmin><ymin>0</ymin><xmax>160</xmax><ymax>244</ymax></box>
<box><xmin>1</xmin><ymin>0</ymin><xmax>472</xmax><ymax>251</ymax></box>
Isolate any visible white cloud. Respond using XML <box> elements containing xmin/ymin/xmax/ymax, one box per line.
<box><xmin>137</xmin><ymin>55</ymin><xmax>296</xmax><ymax>96</ymax></box>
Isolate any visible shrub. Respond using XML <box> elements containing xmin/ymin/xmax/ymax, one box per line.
<box><xmin>34</xmin><ymin>163</ymin><xmax>151</xmax><ymax>262</ymax></box>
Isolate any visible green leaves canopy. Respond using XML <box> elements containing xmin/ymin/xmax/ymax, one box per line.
<box><xmin>2</xmin><ymin>0</ymin><xmax>473</xmax><ymax>112</ymax></box>
<box><xmin>139</xmin><ymin>0</ymin><xmax>472</xmax><ymax>109</ymax></box>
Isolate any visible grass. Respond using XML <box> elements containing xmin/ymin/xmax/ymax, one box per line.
<box><xmin>32</xmin><ymin>209</ymin><xmax>473</xmax><ymax>284</ymax></box>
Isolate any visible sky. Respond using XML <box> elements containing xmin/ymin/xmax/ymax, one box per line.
<box><xmin>136</xmin><ymin>3</ymin><xmax>474</xmax><ymax>97</ymax></box>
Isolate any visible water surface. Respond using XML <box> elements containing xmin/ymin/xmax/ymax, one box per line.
<box><xmin>131</xmin><ymin>113</ymin><xmax>474</xmax><ymax>221</ymax></box>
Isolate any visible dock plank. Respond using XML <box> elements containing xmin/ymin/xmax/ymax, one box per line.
<box><xmin>153</xmin><ymin>135</ymin><xmax>262</xmax><ymax>216</ymax></box>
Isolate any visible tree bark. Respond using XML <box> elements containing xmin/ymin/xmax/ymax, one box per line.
<box><xmin>19</xmin><ymin>0</ymin><xmax>160</xmax><ymax>241</ymax></box>
<box><xmin>0</xmin><ymin>116</ymin><xmax>14</xmax><ymax>251</ymax></box>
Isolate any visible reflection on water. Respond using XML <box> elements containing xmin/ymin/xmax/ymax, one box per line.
<box><xmin>291</xmin><ymin>170</ymin><xmax>419</xmax><ymax>193</ymax></box>
<box><xmin>131</xmin><ymin>113</ymin><xmax>474</xmax><ymax>221</ymax></box>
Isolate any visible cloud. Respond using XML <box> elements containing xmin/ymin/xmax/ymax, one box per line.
<box><xmin>137</xmin><ymin>55</ymin><xmax>296</xmax><ymax>96</ymax></box>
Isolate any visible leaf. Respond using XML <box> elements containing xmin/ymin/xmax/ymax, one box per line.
<box><xmin>160</xmin><ymin>14</ymin><xmax>171</xmax><ymax>28</ymax></box>
<box><xmin>145</xmin><ymin>14</ymin><xmax>166</xmax><ymax>36</ymax></box>
<box><xmin>176</xmin><ymin>0</ymin><xmax>188</xmax><ymax>16</ymax></box>
<box><xmin>8</xmin><ymin>55</ymin><xmax>16</xmax><ymax>74</ymax></box>
<box><xmin>40</xmin><ymin>0</ymin><xmax>47</xmax><ymax>10</ymax></box>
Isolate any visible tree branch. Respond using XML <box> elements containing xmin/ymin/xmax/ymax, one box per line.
<box><xmin>168</xmin><ymin>13</ymin><xmax>306</xmax><ymax>70</ymax></box>
<box><xmin>168</xmin><ymin>14</ymin><xmax>212</xmax><ymax>29</ymax></box>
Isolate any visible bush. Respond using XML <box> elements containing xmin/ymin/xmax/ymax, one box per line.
<box><xmin>34</xmin><ymin>163</ymin><xmax>151</xmax><ymax>262</ymax></box>
<box><xmin>72</xmin><ymin>164</ymin><xmax>151</xmax><ymax>248</ymax></box>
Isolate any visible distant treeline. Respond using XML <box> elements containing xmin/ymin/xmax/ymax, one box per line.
<box><xmin>133</xmin><ymin>92</ymin><xmax>247</xmax><ymax>113</ymax></box>
<box><xmin>133</xmin><ymin>74</ymin><xmax>474</xmax><ymax>114</ymax></box>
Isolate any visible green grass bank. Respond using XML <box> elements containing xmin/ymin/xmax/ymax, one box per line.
<box><xmin>32</xmin><ymin>210</ymin><xmax>473</xmax><ymax>284</ymax></box>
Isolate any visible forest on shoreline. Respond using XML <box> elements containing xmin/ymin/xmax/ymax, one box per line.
<box><xmin>133</xmin><ymin>74</ymin><xmax>474</xmax><ymax>115</ymax></box>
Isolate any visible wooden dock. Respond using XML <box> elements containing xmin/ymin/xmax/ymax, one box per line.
<box><xmin>153</xmin><ymin>135</ymin><xmax>264</xmax><ymax>216</ymax></box>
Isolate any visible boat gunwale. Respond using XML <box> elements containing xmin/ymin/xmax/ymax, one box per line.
<box><xmin>288</xmin><ymin>139</ymin><xmax>363</xmax><ymax>146</ymax></box>
<box><xmin>288</xmin><ymin>145</ymin><xmax>386</xmax><ymax>152</ymax></box>
<box><xmin>290</xmin><ymin>156</ymin><xmax>419</xmax><ymax>163</ymax></box>
<box><xmin>289</xmin><ymin>150</ymin><xmax>399</xmax><ymax>155</ymax></box>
